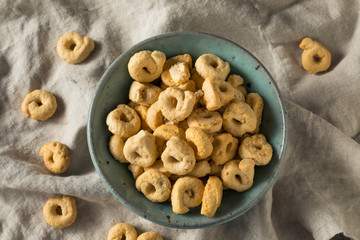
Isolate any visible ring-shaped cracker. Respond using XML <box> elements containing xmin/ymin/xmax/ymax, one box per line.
<box><xmin>153</xmin><ymin>124</ymin><xmax>185</xmax><ymax>154</ymax></box>
<box><xmin>177</xmin><ymin>79</ymin><xmax>196</xmax><ymax>92</ymax></box>
<box><xmin>135</xmin><ymin>169</ymin><xmax>171</xmax><ymax>202</ymax></box>
<box><xmin>185</xmin><ymin>127</ymin><xmax>213</xmax><ymax>160</ymax></box>
<box><xmin>221</xmin><ymin>159</ymin><xmax>255</xmax><ymax>192</ymax></box>
<box><xmin>227</xmin><ymin>74</ymin><xmax>247</xmax><ymax>98</ymax></box>
<box><xmin>43</xmin><ymin>195</ymin><xmax>77</xmax><ymax>229</ymax></box>
<box><xmin>40</xmin><ymin>142</ymin><xmax>70</xmax><ymax>174</ymax></box>
<box><xmin>169</xmin><ymin>62</ymin><xmax>191</xmax><ymax>86</ymax></box>
<box><xmin>238</xmin><ymin>134</ymin><xmax>273</xmax><ymax>165</ymax></box>
<box><xmin>201</xmin><ymin>176</ymin><xmax>223</xmax><ymax>217</ymax></box>
<box><xmin>246</xmin><ymin>93</ymin><xmax>263</xmax><ymax>134</ymax></box>
<box><xmin>144</xmin><ymin>160</ymin><xmax>171</xmax><ymax>178</ymax></box>
<box><xmin>107</xmin><ymin>223</ymin><xmax>137</xmax><ymax>240</ymax></box>
<box><xmin>109</xmin><ymin>135</ymin><xmax>128</xmax><ymax>163</ymax></box>
<box><xmin>211</xmin><ymin>133</ymin><xmax>239</xmax><ymax>165</ymax></box>
<box><xmin>161</xmin><ymin>54</ymin><xmax>192</xmax><ymax>87</ymax></box>
<box><xmin>21</xmin><ymin>89</ymin><xmax>57</xmax><ymax>121</ymax></box>
<box><xmin>146</xmin><ymin>101</ymin><xmax>165</xmax><ymax>131</ymax></box>
<box><xmin>123</xmin><ymin>130</ymin><xmax>158</xmax><ymax>167</ymax></box>
<box><xmin>128</xmin><ymin>164</ymin><xmax>144</xmax><ymax>179</ymax></box>
<box><xmin>195</xmin><ymin>54</ymin><xmax>230</xmax><ymax>80</ymax></box>
<box><xmin>171</xmin><ymin>176</ymin><xmax>204</xmax><ymax>214</ymax></box>
<box><xmin>161</xmin><ymin>136</ymin><xmax>196</xmax><ymax>175</ymax></box>
<box><xmin>191</xmin><ymin>67</ymin><xmax>205</xmax><ymax>90</ymax></box>
<box><xmin>222</xmin><ymin>102</ymin><xmax>257</xmax><ymax>137</ymax></box>
<box><xmin>106</xmin><ymin>104</ymin><xmax>141</xmax><ymax>138</ymax></box>
<box><xmin>129</xmin><ymin>81</ymin><xmax>162</xmax><ymax>107</ymax></box>
<box><xmin>202</xmin><ymin>76</ymin><xmax>235</xmax><ymax>111</ymax></box>
<box><xmin>299</xmin><ymin>37</ymin><xmax>331</xmax><ymax>74</ymax></box>
<box><xmin>186</xmin><ymin>108</ymin><xmax>222</xmax><ymax>133</ymax></box>
<box><xmin>56</xmin><ymin>32</ymin><xmax>95</xmax><ymax>64</ymax></box>
<box><xmin>128</xmin><ymin>50</ymin><xmax>166</xmax><ymax>83</ymax></box>
<box><xmin>158</xmin><ymin>87</ymin><xmax>196</xmax><ymax>122</ymax></box>
<box><xmin>128</xmin><ymin>102</ymin><xmax>152</xmax><ymax>132</ymax></box>
<box><xmin>187</xmin><ymin>160</ymin><xmax>211</xmax><ymax>178</ymax></box>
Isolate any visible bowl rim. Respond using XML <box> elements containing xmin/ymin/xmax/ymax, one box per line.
<box><xmin>87</xmin><ymin>30</ymin><xmax>288</xmax><ymax>229</ymax></box>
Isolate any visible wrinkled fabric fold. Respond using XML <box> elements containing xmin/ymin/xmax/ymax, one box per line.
<box><xmin>0</xmin><ymin>0</ymin><xmax>359</xmax><ymax>239</ymax></box>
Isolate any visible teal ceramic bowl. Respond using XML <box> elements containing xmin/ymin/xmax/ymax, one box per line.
<box><xmin>87</xmin><ymin>31</ymin><xmax>287</xmax><ymax>229</ymax></box>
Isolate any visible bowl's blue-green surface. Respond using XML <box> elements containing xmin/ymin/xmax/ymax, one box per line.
<box><xmin>87</xmin><ymin>31</ymin><xmax>287</xmax><ymax>229</ymax></box>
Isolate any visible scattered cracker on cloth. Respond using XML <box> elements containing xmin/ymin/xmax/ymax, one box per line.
<box><xmin>0</xmin><ymin>0</ymin><xmax>359</xmax><ymax>239</ymax></box>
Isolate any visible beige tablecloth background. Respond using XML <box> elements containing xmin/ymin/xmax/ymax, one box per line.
<box><xmin>1</xmin><ymin>1</ymin><xmax>359</xmax><ymax>239</ymax></box>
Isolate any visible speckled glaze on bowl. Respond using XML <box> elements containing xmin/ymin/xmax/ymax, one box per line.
<box><xmin>87</xmin><ymin>31</ymin><xmax>287</xmax><ymax>229</ymax></box>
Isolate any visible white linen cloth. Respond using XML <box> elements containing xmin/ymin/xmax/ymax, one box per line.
<box><xmin>0</xmin><ymin>0</ymin><xmax>359</xmax><ymax>239</ymax></box>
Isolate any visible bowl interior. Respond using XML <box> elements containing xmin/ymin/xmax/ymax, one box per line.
<box><xmin>87</xmin><ymin>31</ymin><xmax>287</xmax><ymax>229</ymax></box>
